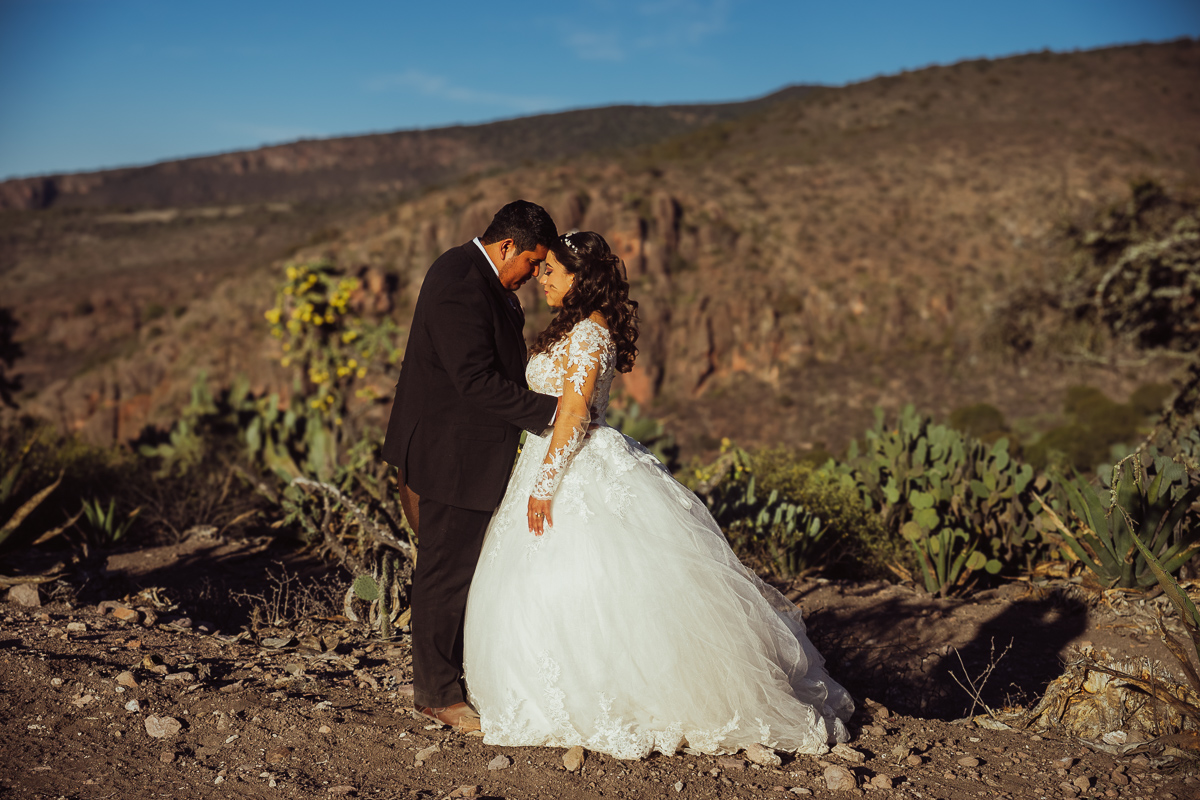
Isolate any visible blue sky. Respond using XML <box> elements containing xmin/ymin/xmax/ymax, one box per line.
<box><xmin>1</xmin><ymin>0</ymin><xmax>1197</xmax><ymax>180</ymax></box>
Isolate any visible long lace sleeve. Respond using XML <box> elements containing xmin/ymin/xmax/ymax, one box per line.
<box><xmin>530</xmin><ymin>321</ymin><xmax>612</xmax><ymax>500</ymax></box>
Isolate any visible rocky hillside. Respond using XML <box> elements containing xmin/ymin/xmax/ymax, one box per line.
<box><xmin>3</xmin><ymin>40</ymin><xmax>1198</xmax><ymax>455</ymax></box>
<box><xmin>0</xmin><ymin>90</ymin><xmax>814</xmax><ymax>210</ymax></box>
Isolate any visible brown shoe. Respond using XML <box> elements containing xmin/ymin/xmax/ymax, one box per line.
<box><xmin>414</xmin><ymin>702</ymin><xmax>481</xmax><ymax>733</ymax></box>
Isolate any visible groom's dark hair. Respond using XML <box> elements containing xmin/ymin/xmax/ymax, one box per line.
<box><xmin>480</xmin><ymin>200</ymin><xmax>558</xmax><ymax>254</ymax></box>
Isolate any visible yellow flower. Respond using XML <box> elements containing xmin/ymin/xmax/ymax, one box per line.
<box><xmin>286</xmin><ymin>266</ymin><xmax>297</xmax><ymax>281</ymax></box>
<box><xmin>264</xmin><ymin>308</ymin><xmax>281</xmax><ymax>324</ymax></box>
<box><xmin>337</xmin><ymin>366</ymin><xmax>349</xmax><ymax>378</ymax></box>
<box><xmin>324</xmin><ymin>314</ymin><xmax>335</xmax><ymax>325</ymax></box>
<box><xmin>356</xmin><ymin>367</ymin><xmax>367</xmax><ymax>379</ymax></box>
<box><xmin>310</xmin><ymin>399</ymin><xmax>321</xmax><ymax>409</ymax></box>
<box><xmin>341</xmin><ymin>330</ymin><xmax>359</xmax><ymax>344</ymax></box>
<box><xmin>281</xmin><ymin>356</ymin><xmax>291</xmax><ymax>367</ymax></box>
<box><xmin>334</xmin><ymin>417</ymin><xmax>343</xmax><ymax>426</ymax></box>
<box><xmin>347</xmin><ymin>359</ymin><xmax>358</xmax><ymax>369</ymax></box>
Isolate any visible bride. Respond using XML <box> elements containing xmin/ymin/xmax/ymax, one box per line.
<box><xmin>463</xmin><ymin>231</ymin><xmax>854</xmax><ymax>759</ymax></box>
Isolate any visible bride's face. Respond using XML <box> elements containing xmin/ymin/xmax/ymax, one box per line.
<box><xmin>539</xmin><ymin>252</ymin><xmax>574</xmax><ymax>308</ymax></box>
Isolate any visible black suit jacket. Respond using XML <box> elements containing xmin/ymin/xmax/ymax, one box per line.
<box><xmin>382</xmin><ymin>242</ymin><xmax>558</xmax><ymax>511</ymax></box>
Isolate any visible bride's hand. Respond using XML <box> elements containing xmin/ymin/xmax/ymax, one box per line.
<box><xmin>527</xmin><ymin>496</ymin><xmax>553</xmax><ymax>536</ymax></box>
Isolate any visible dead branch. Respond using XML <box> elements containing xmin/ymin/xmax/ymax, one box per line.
<box><xmin>950</xmin><ymin>637</ymin><xmax>1013</xmax><ymax>719</ymax></box>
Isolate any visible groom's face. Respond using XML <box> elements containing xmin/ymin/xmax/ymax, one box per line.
<box><xmin>497</xmin><ymin>240</ymin><xmax>549</xmax><ymax>291</ymax></box>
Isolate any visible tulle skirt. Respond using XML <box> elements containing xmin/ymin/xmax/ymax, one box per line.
<box><xmin>463</xmin><ymin>426</ymin><xmax>854</xmax><ymax>759</ymax></box>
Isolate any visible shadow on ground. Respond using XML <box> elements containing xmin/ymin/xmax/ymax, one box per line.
<box><xmin>801</xmin><ymin>582</ymin><xmax>1089</xmax><ymax>720</ymax></box>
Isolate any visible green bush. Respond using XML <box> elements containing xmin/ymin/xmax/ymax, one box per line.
<box><xmin>1027</xmin><ymin>385</ymin><xmax>1146</xmax><ymax>473</ymax></box>
<box><xmin>948</xmin><ymin>403</ymin><xmax>1009</xmax><ymax>442</ymax></box>
<box><xmin>749</xmin><ymin>448</ymin><xmax>895</xmax><ymax>576</ymax></box>
<box><xmin>687</xmin><ymin>443</ymin><xmax>890</xmax><ymax>580</ymax></box>
<box><xmin>1130</xmin><ymin>382</ymin><xmax>1174</xmax><ymax>417</ymax></box>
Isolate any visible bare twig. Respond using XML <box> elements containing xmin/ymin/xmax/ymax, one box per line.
<box><xmin>950</xmin><ymin>637</ymin><xmax>1013</xmax><ymax>719</ymax></box>
<box><xmin>290</xmin><ymin>476</ymin><xmax>414</xmax><ymax>559</ymax></box>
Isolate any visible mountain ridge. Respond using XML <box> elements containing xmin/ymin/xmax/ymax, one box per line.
<box><xmin>0</xmin><ymin>86</ymin><xmax>819</xmax><ymax>211</ymax></box>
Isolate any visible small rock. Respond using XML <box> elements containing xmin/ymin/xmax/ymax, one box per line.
<box><xmin>957</xmin><ymin>756</ymin><xmax>980</xmax><ymax>768</ymax></box>
<box><xmin>674</xmin><ymin>781</ymin><xmax>684</xmax><ymax>792</ymax></box>
<box><xmin>824</xmin><ymin>764</ymin><xmax>857</xmax><ymax>792</ymax></box>
<box><xmin>448</xmin><ymin>787</ymin><xmax>479</xmax><ymax>799</ymax></box>
<box><xmin>125</xmin><ymin>699</ymin><xmax>140</xmax><ymax>712</ymax></box>
<box><xmin>487</xmin><ymin>754</ymin><xmax>511</xmax><ymax>771</ymax></box>
<box><xmin>414</xmin><ymin>744</ymin><xmax>439</xmax><ymax>763</ymax></box>
<box><xmin>864</xmin><ymin>725</ymin><xmax>887</xmax><ymax>737</ymax></box>
<box><xmin>832</xmin><ymin>743</ymin><xmax>867</xmax><ymax>763</ymax></box>
<box><xmin>1104</xmin><ymin>790</ymin><xmax>1118</xmax><ymax>798</ymax></box>
<box><xmin>789</xmin><ymin>789</ymin><xmax>812</xmax><ymax>796</ymax></box>
<box><xmin>745</xmin><ymin>742</ymin><xmax>783</xmax><ymax>767</ymax></box>
<box><xmin>318</xmin><ymin>725</ymin><xmax>332</xmax><ymax>734</ymax></box>
<box><xmin>144</xmin><ymin>715</ymin><xmax>182</xmax><ymax>738</ymax></box>
<box><xmin>159</xmin><ymin>751</ymin><xmax>175</xmax><ymax>763</ymax></box>
<box><xmin>6</xmin><ymin>583</ymin><xmax>40</xmax><ymax>607</ymax></box>
<box><xmin>49</xmin><ymin>677</ymin><xmax>62</xmax><ymax>687</ymax></box>
<box><xmin>72</xmin><ymin>694</ymin><xmax>95</xmax><ymax>707</ymax></box>
<box><xmin>869</xmin><ymin>774</ymin><xmax>894</xmax><ymax>790</ymax></box>
<box><xmin>266</xmin><ymin>746</ymin><xmax>292</xmax><ymax>764</ymax></box>
<box><xmin>863</xmin><ymin>698</ymin><xmax>891</xmax><ymax>719</ymax></box>
<box><xmin>164</xmin><ymin>671</ymin><xmax>195</xmax><ymax>683</ymax></box>
<box><xmin>1109</xmin><ymin>769</ymin><xmax>1129</xmax><ymax>786</ymax></box>
<box><xmin>284</xmin><ymin>663</ymin><xmax>304</xmax><ymax>676</ymax></box>
<box><xmin>1053</xmin><ymin>757</ymin><xmax>1076</xmax><ymax>770</ymax></box>
<box><xmin>327</xmin><ymin>786</ymin><xmax>357</xmax><ymax>796</ymax></box>
<box><xmin>1059</xmin><ymin>781</ymin><xmax>1080</xmax><ymax>797</ymax></box>
<box><xmin>562</xmin><ymin>745</ymin><xmax>585</xmax><ymax>772</ymax></box>
<box><xmin>111</xmin><ymin>606</ymin><xmax>139</xmax><ymax>622</ymax></box>
<box><xmin>66</xmin><ymin>621</ymin><xmax>87</xmax><ymax>632</ymax></box>
<box><xmin>1072</xmin><ymin>776</ymin><xmax>1091</xmax><ymax>791</ymax></box>
<box><xmin>717</xmin><ymin>756</ymin><xmax>746</xmax><ymax>770</ymax></box>
<box><xmin>1129</xmin><ymin>754</ymin><xmax>1150</xmax><ymax>767</ymax></box>
<box><xmin>904</xmin><ymin>754</ymin><xmax>922</xmax><ymax>767</ymax></box>
<box><xmin>116</xmin><ymin>670</ymin><xmax>138</xmax><ymax>688</ymax></box>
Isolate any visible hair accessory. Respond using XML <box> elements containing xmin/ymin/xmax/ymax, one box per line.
<box><xmin>562</xmin><ymin>230</ymin><xmax>581</xmax><ymax>255</ymax></box>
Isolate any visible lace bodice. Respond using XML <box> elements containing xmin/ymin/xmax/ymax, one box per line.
<box><xmin>526</xmin><ymin>318</ymin><xmax>616</xmax><ymax>500</ymax></box>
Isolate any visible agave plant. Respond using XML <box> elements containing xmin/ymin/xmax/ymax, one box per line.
<box><xmin>1039</xmin><ymin>450</ymin><xmax>1200</xmax><ymax>589</ymax></box>
<box><xmin>0</xmin><ymin>436</ymin><xmax>75</xmax><ymax>552</ymax></box>
<box><xmin>78</xmin><ymin>497</ymin><xmax>142</xmax><ymax>545</ymax></box>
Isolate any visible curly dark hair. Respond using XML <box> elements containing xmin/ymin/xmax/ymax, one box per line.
<box><xmin>530</xmin><ymin>231</ymin><xmax>639</xmax><ymax>373</ymax></box>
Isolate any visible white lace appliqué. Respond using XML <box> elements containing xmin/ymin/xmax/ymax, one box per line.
<box><xmin>527</xmin><ymin>319</ymin><xmax>615</xmax><ymax>502</ymax></box>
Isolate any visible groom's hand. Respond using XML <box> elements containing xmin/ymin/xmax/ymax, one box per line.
<box><xmin>527</xmin><ymin>496</ymin><xmax>553</xmax><ymax>536</ymax></box>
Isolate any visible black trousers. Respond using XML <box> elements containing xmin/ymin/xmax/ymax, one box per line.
<box><xmin>410</xmin><ymin>495</ymin><xmax>493</xmax><ymax>709</ymax></box>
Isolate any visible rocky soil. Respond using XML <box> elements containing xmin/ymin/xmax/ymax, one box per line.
<box><xmin>1</xmin><ymin>535</ymin><xmax>1196</xmax><ymax>800</ymax></box>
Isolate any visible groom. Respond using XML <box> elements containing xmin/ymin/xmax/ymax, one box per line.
<box><xmin>382</xmin><ymin>200</ymin><xmax>561</xmax><ymax>732</ymax></box>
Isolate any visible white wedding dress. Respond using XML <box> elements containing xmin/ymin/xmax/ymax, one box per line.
<box><xmin>463</xmin><ymin>318</ymin><xmax>854</xmax><ymax>759</ymax></box>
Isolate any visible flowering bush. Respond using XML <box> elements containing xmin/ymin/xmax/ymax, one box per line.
<box><xmin>264</xmin><ymin>261</ymin><xmax>403</xmax><ymax>423</ymax></box>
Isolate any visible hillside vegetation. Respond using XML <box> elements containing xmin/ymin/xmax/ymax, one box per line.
<box><xmin>1</xmin><ymin>39</ymin><xmax>1198</xmax><ymax>457</ymax></box>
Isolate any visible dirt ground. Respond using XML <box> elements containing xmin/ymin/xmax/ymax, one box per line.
<box><xmin>1</xmin><ymin>535</ymin><xmax>1196</xmax><ymax>800</ymax></box>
